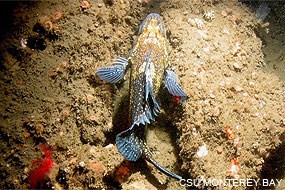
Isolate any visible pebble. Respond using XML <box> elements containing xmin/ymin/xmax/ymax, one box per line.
<box><xmin>104</xmin><ymin>144</ymin><xmax>115</xmax><ymax>149</ymax></box>
<box><xmin>197</xmin><ymin>144</ymin><xmax>208</xmax><ymax>157</ymax></box>
<box><xmin>234</xmin><ymin>85</ymin><xmax>243</xmax><ymax>92</ymax></box>
<box><xmin>216</xmin><ymin>146</ymin><xmax>223</xmax><ymax>154</ymax></box>
<box><xmin>89</xmin><ymin>115</ymin><xmax>97</xmax><ymax>121</ymax></box>
<box><xmin>69</xmin><ymin>158</ymin><xmax>77</xmax><ymax>164</ymax></box>
<box><xmin>79</xmin><ymin>161</ymin><xmax>85</xmax><ymax>168</ymax></box>
<box><xmin>86</xmin><ymin>94</ymin><xmax>95</xmax><ymax>103</ymax></box>
<box><xmin>89</xmin><ymin>162</ymin><xmax>105</xmax><ymax>175</ymax></box>
<box><xmin>232</xmin><ymin>62</ymin><xmax>241</xmax><ymax>71</ymax></box>
<box><xmin>251</xmin><ymin>72</ymin><xmax>257</xmax><ymax>79</ymax></box>
<box><xmin>248</xmin><ymin>81</ymin><xmax>255</xmax><ymax>87</ymax></box>
<box><xmin>209</xmin><ymin>91</ymin><xmax>216</xmax><ymax>99</ymax></box>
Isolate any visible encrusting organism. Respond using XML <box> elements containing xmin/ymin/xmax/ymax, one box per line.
<box><xmin>114</xmin><ymin>160</ymin><xmax>132</xmax><ymax>184</ymax></box>
<box><xmin>29</xmin><ymin>144</ymin><xmax>54</xmax><ymax>189</ymax></box>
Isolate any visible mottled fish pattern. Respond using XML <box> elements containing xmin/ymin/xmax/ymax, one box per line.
<box><xmin>96</xmin><ymin>13</ymin><xmax>187</xmax><ymax>180</ymax></box>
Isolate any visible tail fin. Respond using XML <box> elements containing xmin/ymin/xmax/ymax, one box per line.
<box><xmin>115</xmin><ymin>125</ymin><xmax>182</xmax><ymax>180</ymax></box>
<box><xmin>145</xmin><ymin>156</ymin><xmax>182</xmax><ymax>180</ymax></box>
<box><xmin>115</xmin><ymin>130</ymin><xmax>143</xmax><ymax>162</ymax></box>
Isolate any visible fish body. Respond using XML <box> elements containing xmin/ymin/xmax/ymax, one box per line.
<box><xmin>96</xmin><ymin>13</ymin><xmax>187</xmax><ymax>180</ymax></box>
<box><xmin>129</xmin><ymin>13</ymin><xmax>167</xmax><ymax>127</ymax></box>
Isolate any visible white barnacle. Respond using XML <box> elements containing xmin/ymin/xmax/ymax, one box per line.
<box><xmin>197</xmin><ymin>144</ymin><xmax>208</xmax><ymax>157</ymax></box>
<box><xmin>203</xmin><ymin>10</ymin><xmax>215</xmax><ymax>21</ymax></box>
<box><xmin>20</xmin><ymin>38</ymin><xmax>27</xmax><ymax>48</ymax></box>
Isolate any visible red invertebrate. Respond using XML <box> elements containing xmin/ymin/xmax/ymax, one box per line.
<box><xmin>175</xmin><ymin>96</ymin><xmax>181</xmax><ymax>102</ymax></box>
<box><xmin>114</xmin><ymin>160</ymin><xmax>131</xmax><ymax>184</ymax></box>
<box><xmin>29</xmin><ymin>144</ymin><xmax>54</xmax><ymax>189</ymax></box>
<box><xmin>225</xmin><ymin>127</ymin><xmax>235</xmax><ymax>139</ymax></box>
<box><xmin>229</xmin><ymin>158</ymin><xmax>240</xmax><ymax>178</ymax></box>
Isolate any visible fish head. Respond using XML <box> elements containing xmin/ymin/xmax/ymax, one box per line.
<box><xmin>138</xmin><ymin>13</ymin><xmax>166</xmax><ymax>38</ymax></box>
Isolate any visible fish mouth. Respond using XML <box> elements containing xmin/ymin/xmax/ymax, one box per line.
<box><xmin>138</xmin><ymin>13</ymin><xmax>166</xmax><ymax>37</ymax></box>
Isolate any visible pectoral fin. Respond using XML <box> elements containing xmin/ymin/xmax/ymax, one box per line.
<box><xmin>164</xmin><ymin>69</ymin><xmax>187</xmax><ymax>98</ymax></box>
<box><xmin>96</xmin><ymin>57</ymin><xmax>129</xmax><ymax>83</ymax></box>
